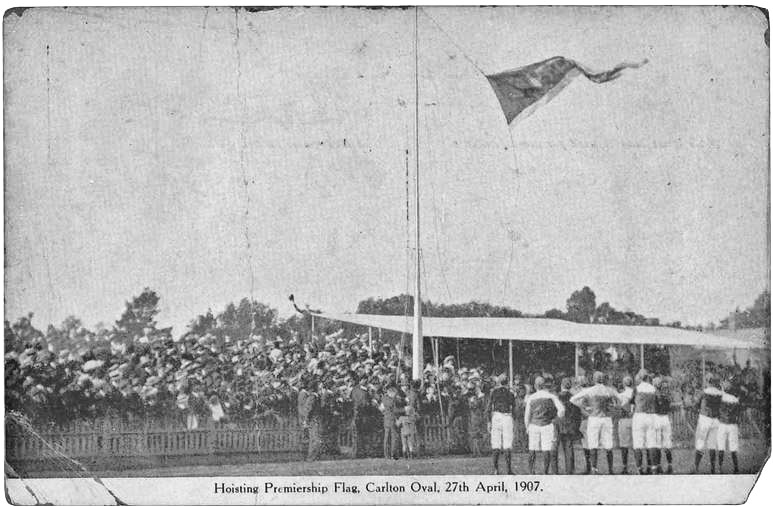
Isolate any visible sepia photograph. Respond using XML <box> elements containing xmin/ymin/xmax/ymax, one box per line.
<box><xmin>3</xmin><ymin>4</ymin><xmax>770</xmax><ymax>505</ymax></box>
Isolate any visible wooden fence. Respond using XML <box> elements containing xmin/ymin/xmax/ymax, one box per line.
<box><xmin>6</xmin><ymin>408</ymin><xmax>766</xmax><ymax>471</ymax></box>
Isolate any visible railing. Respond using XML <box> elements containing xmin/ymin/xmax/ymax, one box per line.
<box><xmin>6</xmin><ymin>409</ymin><xmax>767</xmax><ymax>470</ymax></box>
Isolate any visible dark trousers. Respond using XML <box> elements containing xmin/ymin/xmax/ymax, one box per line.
<box><xmin>353</xmin><ymin>415</ymin><xmax>367</xmax><ymax>458</ymax></box>
<box><xmin>307</xmin><ymin>418</ymin><xmax>322</xmax><ymax>461</ymax></box>
<box><xmin>383</xmin><ymin>421</ymin><xmax>400</xmax><ymax>458</ymax></box>
<box><xmin>557</xmin><ymin>434</ymin><xmax>577</xmax><ymax>474</ymax></box>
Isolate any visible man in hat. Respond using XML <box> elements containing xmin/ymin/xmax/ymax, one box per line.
<box><xmin>717</xmin><ymin>377</ymin><xmax>742</xmax><ymax>473</ymax></box>
<box><xmin>303</xmin><ymin>380</ymin><xmax>323</xmax><ymax>461</ymax></box>
<box><xmin>486</xmin><ymin>374</ymin><xmax>515</xmax><ymax>474</ymax></box>
<box><xmin>570</xmin><ymin>371</ymin><xmax>620</xmax><ymax>474</ymax></box>
<box><xmin>350</xmin><ymin>374</ymin><xmax>371</xmax><ymax>458</ymax></box>
<box><xmin>693</xmin><ymin>373</ymin><xmax>723</xmax><ymax>473</ymax></box>
<box><xmin>525</xmin><ymin>376</ymin><xmax>565</xmax><ymax>474</ymax></box>
<box><xmin>379</xmin><ymin>382</ymin><xmax>404</xmax><ymax>459</ymax></box>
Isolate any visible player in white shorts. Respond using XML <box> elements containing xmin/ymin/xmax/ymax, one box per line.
<box><xmin>631</xmin><ymin>370</ymin><xmax>657</xmax><ymax>474</ymax></box>
<box><xmin>524</xmin><ymin>376</ymin><xmax>565</xmax><ymax>474</ymax></box>
<box><xmin>486</xmin><ymin>374</ymin><xmax>515</xmax><ymax>474</ymax></box>
<box><xmin>570</xmin><ymin>371</ymin><xmax>620</xmax><ymax>474</ymax></box>
<box><xmin>716</xmin><ymin>378</ymin><xmax>741</xmax><ymax>474</ymax></box>
<box><xmin>693</xmin><ymin>375</ymin><xmax>723</xmax><ymax>473</ymax></box>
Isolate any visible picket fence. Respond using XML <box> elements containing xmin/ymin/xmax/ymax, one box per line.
<box><xmin>5</xmin><ymin>408</ymin><xmax>765</xmax><ymax>470</ymax></box>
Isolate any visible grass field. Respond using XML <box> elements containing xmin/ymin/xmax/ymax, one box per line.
<box><xmin>98</xmin><ymin>441</ymin><xmax>769</xmax><ymax>477</ymax></box>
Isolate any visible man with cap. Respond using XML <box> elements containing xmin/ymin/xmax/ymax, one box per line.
<box><xmin>616</xmin><ymin>375</ymin><xmax>635</xmax><ymax>473</ymax></box>
<box><xmin>716</xmin><ymin>377</ymin><xmax>742</xmax><ymax>474</ymax></box>
<box><xmin>303</xmin><ymin>380</ymin><xmax>323</xmax><ymax>461</ymax></box>
<box><xmin>379</xmin><ymin>382</ymin><xmax>404</xmax><ymax>459</ymax></box>
<box><xmin>570</xmin><ymin>371</ymin><xmax>620</xmax><ymax>474</ymax></box>
<box><xmin>693</xmin><ymin>373</ymin><xmax>723</xmax><ymax>473</ymax></box>
<box><xmin>350</xmin><ymin>374</ymin><xmax>371</xmax><ymax>458</ymax></box>
<box><xmin>525</xmin><ymin>376</ymin><xmax>565</xmax><ymax>474</ymax></box>
<box><xmin>556</xmin><ymin>377</ymin><xmax>583</xmax><ymax>474</ymax></box>
<box><xmin>486</xmin><ymin>373</ymin><xmax>516</xmax><ymax>474</ymax></box>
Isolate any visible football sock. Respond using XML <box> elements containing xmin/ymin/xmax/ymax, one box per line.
<box><xmin>606</xmin><ymin>450</ymin><xmax>614</xmax><ymax>474</ymax></box>
<box><xmin>731</xmin><ymin>452</ymin><xmax>739</xmax><ymax>473</ymax></box>
<box><xmin>528</xmin><ymin>451</ymin><xmax>536</xmax><ymax>474</ymax></box>
<box><xmin>492</xmin><ymin>449</ymin><xmax>500</xmax><ymax>473</ymax></box>
<box><xmin>694</xmin><ymin>450</ymin><xmax>703</xmax><ymax>471</ymax></box>
<box><xmin>505</xmin><ymin>451</ymin><xmax>513</xmax><ymax>474</ymax></box>
<box><xmin>709</xmin><ymin>450</ymin><xmax>717</xmax><ymax>473</ymax></box>
<box><xmin>583</xmin><ymin>449</ymin><xmax>592</xmax><ymax>472</ymax></box>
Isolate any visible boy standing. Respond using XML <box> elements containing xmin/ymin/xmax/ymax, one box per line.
<box><xmin>397</xmin><ymin>404</ymin><xmax>417</xmax><ymax>459</ymax></box>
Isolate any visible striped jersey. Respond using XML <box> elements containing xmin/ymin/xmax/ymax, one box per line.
<box><xmin>569</xmin><ymin>383</ymin><xmax>619</xmax><ymax>417</ymax></box>
<box><xmin>524</xmin><ymin>389</ymin><xmax>565</xmax><ymax>426</ymax></box>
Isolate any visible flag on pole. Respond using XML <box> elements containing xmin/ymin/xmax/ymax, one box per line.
<box><xmin>486</xmin><ymin>56</ymin><xmax>648</xmax><ymax>126</ymax></box>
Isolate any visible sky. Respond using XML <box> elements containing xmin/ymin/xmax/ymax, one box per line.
<box><xmin>3</xmin><ymin>6</ymin><xmax>770</xmax><ymax>333</ymax></box>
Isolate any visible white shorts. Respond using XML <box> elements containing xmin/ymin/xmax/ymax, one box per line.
<box><xmin>617</xmin><ymin>418</ymin><xmax>633</xmax><ymax>448</ymax></box>
<box><xmin>695</xmin><ymin>414</ymin><xmax>719</xmax><ymax>451</ymax></box>
<box><xmin>716</xmin><ymin>423</ymin><xmax>739</xmax><ymax>452</ymax></box>
<box><xmin>632</xmin><ymin>413</ymin><xmax>656</xmax><ymax>449</ymax></box>
<box><xmin>527</xmin><ymin>423</ymin><xmax>555</xmax><ymax>452</ymax></box>
<box><xmin>490</xmin><ymin>412</ymin><xmax>514</xmax><ymax>450</ymax></box>
<box><xmin>586</xmin><ymin>416</ymin><xmax>614</xmax><ymax>450</ymax></box>
<box><xmin>653</xmin><ymin>414</ymin><xmax>672</xmax><ymax>448</ymax></box>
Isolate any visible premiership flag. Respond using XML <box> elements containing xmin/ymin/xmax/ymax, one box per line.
<box><xmin>486</xmin><ymin>56</ymin><xmax>647</xmax><ymax>126</ymax></box>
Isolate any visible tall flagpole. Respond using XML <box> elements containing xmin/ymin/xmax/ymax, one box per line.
<box><xmin>412</xmin><ymin>6</ymin><xmax>424</xmax><ymax>382</ymax></box>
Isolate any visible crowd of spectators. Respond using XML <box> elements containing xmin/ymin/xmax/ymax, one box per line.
<box><xmin>5</xmin><ymin>314</ymin><xmax>768</xmax><ymax>444</ymax></box>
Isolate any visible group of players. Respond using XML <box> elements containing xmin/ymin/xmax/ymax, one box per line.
<box><xmin>487</xmin><ymin>369</ymin><xmax>743</xmax><ymax>474</ymax></box>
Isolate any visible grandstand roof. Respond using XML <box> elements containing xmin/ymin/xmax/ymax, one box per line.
<box><xmin>312</xmin><ymin>313</ymin><xmax>766</xmax><ymax>349</ymax></box>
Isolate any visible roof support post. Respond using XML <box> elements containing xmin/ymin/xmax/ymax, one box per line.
<box><xmin>368</xmin><ymin>327</ymin><xmax>373</xmax><ymax>358</ymax></box>
<box><xmin>640</xmin><ymin>343</ymin><xmax>645</xmax><ymax>371</ymax></box>
<box><xmin>508</xmin><ymin>340</ymin><xmax>513</xmax><ymax>388</ymax></box>
<box><xmin>701</xmin><ymin>351</ymin><xmax>706</xmax><ymax>388</ymax></box>
<box><xmin>574</xmin><ymin>343</ymin><xmax>580</xmax><ymax>379</ymax></box>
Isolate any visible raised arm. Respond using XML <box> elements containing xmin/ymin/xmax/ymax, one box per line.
<box><xmin>523</xmin><ymin>395</ymin><xmax>531</xmax><ymax>426</ymax></box>
<box><xmin>569</xmin><ymin>389</ymin><xmax>586</xmax><ymax>408</ymax></box>
<box><xmin>553</xmin><ymin>394</ymin><xmax>566</xmax><ymax>419</ymax></box>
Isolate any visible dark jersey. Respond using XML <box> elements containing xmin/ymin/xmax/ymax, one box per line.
<box><xmin>557</xmin><ymin>390</ymin><xmax>582</xmax><ymax>436</ymax></box>
<box><xmin>654</xmin><ymin>390</ymin><xmax>671</xmax><ymax>415</ymax></box>
<box><xmin>719</xmin><ymin>392</ymin><xmax>741</xmax><ymax>425</ymax></box>
<box><xmin>698</xmin><ymin>387</ymin><xmax>723</xmax><ymax>418</ymax></box>
<box><xmin>487</xmin><ymin>386</ymin><xmax>515</xmax><ymax>417</ymax></box>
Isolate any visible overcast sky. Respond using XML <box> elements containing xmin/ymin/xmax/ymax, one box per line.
<box><xmin>4</xmin><ymin>6</ymin><xmax>769</xmax><ymax>332</ymax></box>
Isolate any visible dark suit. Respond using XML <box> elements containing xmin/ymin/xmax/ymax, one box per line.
<box><xmin>351</xmin><ymin>385</ymin><xmax>370</xmax><ymax>457</ymax></box>
<box><xmin>381</xmin><ymin>394</ymin><xmax>403</xmax><ymax>458</ymax></box>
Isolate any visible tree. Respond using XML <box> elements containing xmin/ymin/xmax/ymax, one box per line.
<box><xmin>566</xmin><ymin>286</ymin><xmax>596</xmax><ymax>323</ymax></box>
<box><xmin>594</xmin><ymin>302</ymin><xmax>613</xmax><ymax>323</ymax></box>
<box><xmin>114</xmin><ymin>288</ymin><xmax>161</xmax><ymax>340</ymax></box>
<box><xmin>544</xmin><ymin>308</ymin><xmax>565</xmax><ymax>320</ymax></box>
